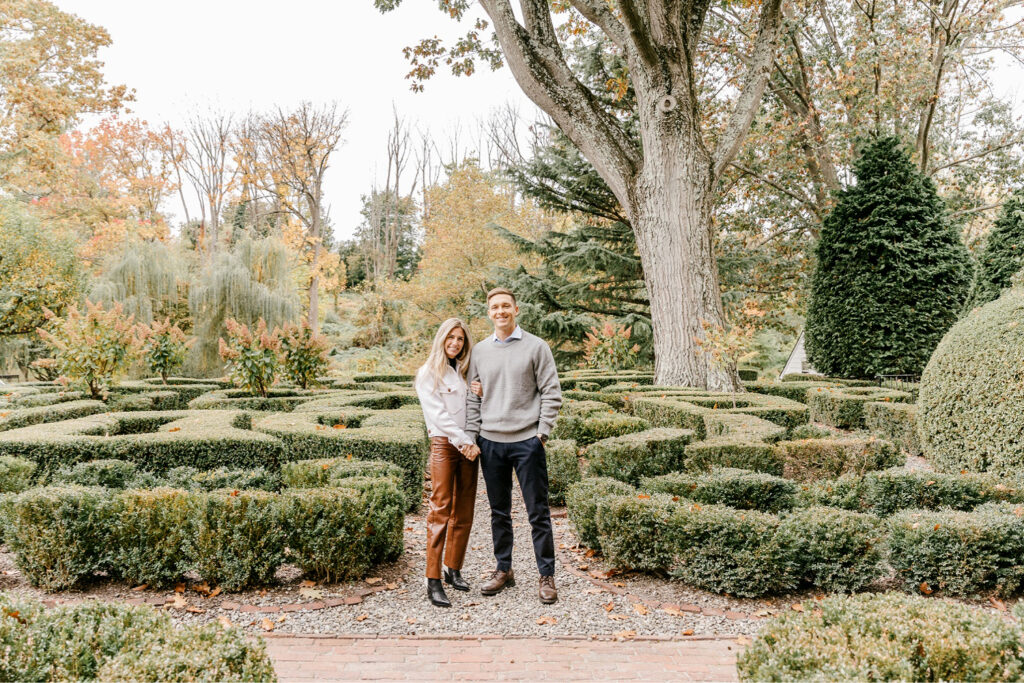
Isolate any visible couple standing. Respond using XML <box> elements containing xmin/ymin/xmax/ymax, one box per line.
<box><xmin>414</xmin><ymin>288</ymin><xmax>562</xmax><ymax>608</ymax></box>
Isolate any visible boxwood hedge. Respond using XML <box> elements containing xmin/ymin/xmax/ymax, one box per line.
<box><xmin>807</xmin><ymin>386</ymin><xmax>912</xmax><ymax>429</ymax></box>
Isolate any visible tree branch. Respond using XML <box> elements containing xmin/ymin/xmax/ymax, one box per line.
<box><xmin>712</xmin><ymin>0</ymin><xmax>785</xmax><ymax>179</ymax></box>
<box><xmin>928</xmin><ymin>136</ymin><xmax>1023</xmax><ymax>175</ymax></box>
<box><xmin>566</xmin><ymin>0</ymin><xmax>627</xmax><ymax>50</ymax></box>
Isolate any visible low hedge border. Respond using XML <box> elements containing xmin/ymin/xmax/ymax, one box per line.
<box><xmin>1</xmin><ymin>473</ymin><xmax>405</xmax><ymax>590</ymax></box>
<box><xmin>775</xmin><ymin>437</ymin><xmax>902</xmax><ymax>481</ymax></box>
<box><xmin>641</xmin><ymin>468</ymin><xmax>797</xmax><ymax>513</ymax></box>
<box><xmin>252</xmin><ymin>406</ymin><xmax>427</xmax><ymax>510</ymax></box>
<box><xmin>352</xmin><ymin>373</ymin><xmax>414</xmax><ymax>383</ymax></box>
<box><xmin>627</xmin><ymin>391</ymin><xmax>809</xmax><ymax>437</ymax></box>
<box><xmin>737</xmin><ymin>593</ymin><xmax>1024</xmax><ymax>682</ymax></box>
<box><xmin>551</xmin><ymin>400</ymin><xmax>650</xmax><ymax>446</ymax></box>
<box><xmin>188</xmin><ymin>387</ymin><xmax>343</xmax><ymax>412</ymax></box>
<box><xmin>744</xmin><ymin>379</ymin><xmax>843</xmax><ymax>404</ymax></box>
<box><xmin>0</xmin><ymin>410</ymin><xmax>284</xmax><ymax>476</ymax></box>
<box><xmin>864</xmin><ymin>401</ymin><xmax>921</xmax><ymax>455</ymax></box>
<box><xmin>585</xmin><ymin>428</ymin><xmax>695</xmax><ymax>485</ymax></box>
<box><xmin>559</xmin><ymin>371</ymin><xmax>654</xmax><ymax>390</ymax></box>
<box><xmin>51</xmin><ymin>458</ymin><xmax>283</xmax><ymax>492</ymax></box>
<box><xmin>0</xmin><ymin>399</ymin><xmax>107</xmax><ymax>432</ymax></box>
<box><xmin>807</xmin><ymin>386</ymin><xmax>913</xmax><ymax>429</ymax></box>
<box><xmin>0</xmin><ymin>594</ymin><xmax>275</xmax><ymax>682</ymax></box>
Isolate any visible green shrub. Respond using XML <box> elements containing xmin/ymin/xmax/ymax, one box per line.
<box><xmin>630</xmin><ymin>392</ymin><xmax>808</xmax><ymax>435</ymax></box>
<box><xmin>888</xmin><ymin>503</ymin><xmax>1024</xmax><ymax>597</ymax></box>
<box><xmin>0</xmin><ymin>456</ymin><xmax>35</xmax><ymax>493</ymax></box>
<box><xmin>737</xmin><ymin>368</ymin><xmax>758</xmax><ymax>381</ymax></box>
<box><xmin>864</xmin><ymin>401</ymin><xmax>921</xmax><ymax>455</ymax></box>
<box><xmin>970</xmin><ymin>188</ymin><xmax>1024</xmax><ymax>307</ymax></box>
<box><xmin>918</xmin><ymin>287</ymin><xmax>1024</xmax><ymax>475</ymax></box>
<box><xmin>776</xmin><ymin>437</ymin><xmax>901</xmax><ymax>481</ymax></box>
<box><xmin>24</xmin><ymin>600</ymin><xmax>170</xmax><ymax>681</ymax></box>
<box><xmin>352</xmin><ymin>373</ymin><xmax>414</xmax><ymax>383</ymax></box>
<box><xmin>136</xmin><ymin>318</ymin><xmax>192</xmax><ymax>385</ymax></box>
<box><xmin>804</xmin><ymin>469</ymin><xmax>1021</xmax><ymax>517</ymax></box>
<box><xmin>0</xmin><ymin>399</ymin><xmax>106</xmax><ymax>432</ymax></box>
<box><xmin>97</xmin><ymin>621</ymin><xmax>276</xmax><ymax>682</ymax></box>
<box><xmin>0</xmin><ymin>594</ymin><xmax>274</xmax><ymax>682</ymax></box>
<box><xmin>281</xmin><ymin>457</ymin><xmax>402</xmax><ymax>489</ymax></box>
<box><xmin>775</xmin><ymin>507</ymin><xmax>885</xmax><ymax>592</ymax></box>
<box><xmin>162</xmin><ymin>465</ymin><xmax>281</xmax><ymax>492</ymax></box>
<box><xmin>787</xmin><ymin>423</ymin><xmax>833</xmax><ymax>440</ymax></box>
<box><xmin>2</xmin><ymin>486</ymin><xmax>109</xmax><ymax>590</ymax></box>
<box><xmin>551</xmin><ymin>413</ymin><xmax>650</xmax><ymax>446</ymax></box>
<box><xmin>744</xmin><ymin>380</ymin><xmax>841</xmax><ymax>404</ymax></box>
<box><xmin>683</xmin><ymin>439</ymin><xmax>784</xmax><ymax>476</ymax></box>
<box><xmin>641</xmin><ymin>469</ymin><xmax>797</xmax><ymax>513</ymax></box>
<box><xmin>804</xmin><ymin>136</ymin><xmax>972</xmax><ymax>378</ymax></box>
<box><xmin>586</xmin><ymin>428</ymin><xmax>694</xmax><ymax>484</ymax></box>
<box><xmin>280</xmin><ymin>483</ymin><xmax>403</xmax><ymax>582</ymax></box>
<box><xmin>807</xmin><ymin>386</ymin><xmax>912</xmax><ymax>429</ymax></box>
<box><xmin>53</xmin><ymin>459</ymin><xmax>144</xmax><ymax>488</ymax></box>
<box><xmin>670</xmin><ymin>503</ymin><xmax>796</xmax><ymax>597</ymax></box>
<box><xmin>186</xmin><ymin>490</ymin><xmax>286</xmax><ymax>591</ymax></box>
<box><xmin>546</xmin><ymin>439</ymin><xmax>581</xmax><ymax>506</ymax></box>
<box><xmin>737</xmin><ymin>593</ymin><xmax>1024</xmax><ymax>682</ymax></box>
<box><xmin>595</xmin><ymin>493</ymin><xmax>679</xmax><ymax>571</ymax></box>
<box><xmin>0</xmin><ymin>410</ymin><xmax>285</xmax><ymax>476</ymax></box>
<box><xmin>106</xmin><ymin>488</ymin><xmax>191</xmax><ymax>587</ymax></box>
<box><xmin>565</xmin><ymin>477</ymin><xmax>636</xmax><ymax>549</ymax></box>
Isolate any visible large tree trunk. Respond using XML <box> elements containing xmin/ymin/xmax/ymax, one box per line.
<box><xmin>628</xmin><ymin>129</ymin><xmax>741</xmax><ymax>391</ymax></box>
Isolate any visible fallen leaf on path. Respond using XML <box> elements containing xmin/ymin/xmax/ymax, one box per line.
<box><xmin>277</xmin><ymin>615</ymin><xmax>287</xmax><ymax>622</ymax></box>
<box><xmin>185</xmin><ymin>607</ymin><xmax>205</xmax><ymax>614</ymax></box>
<box><xmin>536</xmin><ymin>615</ymin><xmax>557</xmax><ymax>625</ymax></box>
<box><xmin>406</xmin><ymin>617</ymin><xmax>416</xmax><ymax>625</ymax></box>
<box><xmin>218</xmin><ymin>616</ymin><xmax>233</xmax><ymax>628</ymax></box>
<box><xmin>633</xmin><ymin>603</ymin><xmax>649</xmax><ymax>616</ymax></box>
<box><xmin>299</xmin><ymin>587</ymin><xmax>323</xmax><ymax>599</ymax></box>
<box><xmin>174</xmin><ymin>583</ymin><xmax>186</xmax><ymax>593</ymax></box>
<box><xmin>736</xmin><ymin>636</ymin><xmax>751</xmax><ymax>646</ymax></box>
<box><xmin>662</xmin><ymin>606</ymin><xmax>683</xmax><ymax>617</ymax></box>
<box><xmin>355</xmin><ymin>614</ymin><xmax>369</xmax><ymax>622</ymax></box>
<box><xmin>386</xmin><ymin>582</ymin><xmax>398</xmax><ymax>590</ymax></box>
<box><xmin>919</xmin><ymin>582</ymin><xmax>934</xmax><ymax>595</ymax></box>
<box><xmin>366</xmin><ymin>577</ymin><xmax>383</xmax><ymax>585</ymax></box>
<box><xmin>682</xmin><ymin>629</ymin><xmax>694</xmax><ymax>636</ymax></box>
<box><xmin>131</xmin><ymin>584</ymin><xmax>148</xmax><ymax>592</ymax></box>
<box><xmin>299</xmin><ymin>580</ymin><xmax>317</xmax><ymax>587</ymax></box>
<box><xmin>576</xmin><ymin>564</ymin><xmax>589</xmax><ymax>571</ymax></box>
<box><xmin>260</xmin><ymin>618</ymin><xmax>274</xmax><ymax>631</ymax></box>
<box><xmin>608</xmin><ymin>614</ymin><xmax>629</xmax><ymax>621</ymax></box>
<box><xmin>169</xmin><ymin>595</ymin><xmax>187</xmax><ymax>609</ymax></box>
<box><xmin>584</xmin><ymin>588</ymin><xmax>606</xmax><ymax>595</ymax></box>
<box><xmin>990</xmin><ymin>597</ymin><xmax>1007</xmax><ymax>611</ymax></box>
<box><xmin>209</xmin><ymin>587</ymin><xmax>222</xmax><ymax>598</ymax></box>
<box><xmin>612</xmin><ymin>582</ymin><xmax>626</xmax><ymax>588</ymax></box>
<box><xmin>614</xmin><ymin>630</ymin><xmax>636</xmax><ymax>640</ymax></box>
<box><xmin>194</xmin><ymin>581</ymin><xmax>211</xmax><ymax>596</ymax></box>
<box><xmin>791</xmin><ymin>603</ymin><xmax>804</xmax><ymax>612</ymax></box>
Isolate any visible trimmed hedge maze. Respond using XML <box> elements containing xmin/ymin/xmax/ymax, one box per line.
<box><xmin>0</xmin><ymin>379</ymin><xmax>427</xmax><ymax>592</ymax></box>
<box><xmin>555</xmin><ymin>370</ymin><xmax>1024</xmax><ymax>599</ymax></box>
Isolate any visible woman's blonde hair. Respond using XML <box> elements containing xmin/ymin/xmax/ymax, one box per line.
<box><xmin>421</xmin><ymin>318</ymin><xmax>473</xmax><ymax>387</ymax></box>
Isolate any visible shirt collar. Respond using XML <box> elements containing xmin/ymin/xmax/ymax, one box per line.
<box><xmin>492</xmin><ymin>326</ymin><xmax>523</xmax><ymax>344</ymax></box>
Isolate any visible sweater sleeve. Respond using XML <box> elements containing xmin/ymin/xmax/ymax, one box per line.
<box><xmin>534</xmin><ymin>341</ymin><xmax>562</xmax><ymax>438</ymax></box>
<box><xmin>414</xmin><ymin>369</ymin><xmax>473</xmax><ymax>448</ymax></box>
<box><xmin>464</xmin><ymin>356</ymin><xmax>481</xmax><ymax>442</ymax></box>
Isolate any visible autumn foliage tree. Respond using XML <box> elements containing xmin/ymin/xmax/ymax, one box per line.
<box><xmin>376</xmin><ymin>0</ymin><xmax>787</xmax><ymax>390</ymax></box>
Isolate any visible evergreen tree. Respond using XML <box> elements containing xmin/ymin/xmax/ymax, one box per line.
<box><xmin>805</xmin><ymin>136</ymin><xmax>971</xmax><ymax>378</ymax></box>
<box><xmin>969</xmin><ymin>188</ymin><xmax>1024</xmax><ymax>307</ymax></box>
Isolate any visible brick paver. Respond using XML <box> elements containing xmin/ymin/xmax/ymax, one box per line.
<box><xmin>263</xmin><ymin>634</ymin><xmax>742</xmax><ymax>681</ymax></box>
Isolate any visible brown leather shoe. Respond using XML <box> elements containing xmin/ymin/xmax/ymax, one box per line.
<box><xmin>539</xmin><ymin>575</ymin><xmax>558</xmax><ymax>604</ymax></box>
<box><xmin>480</xmin><ymin>569</ymin><xmax>515</xmax><ymax>596</ymax></box>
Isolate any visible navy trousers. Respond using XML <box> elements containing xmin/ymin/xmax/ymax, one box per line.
<box><xmin>478</xmin><ymin>436</ymin><xmax>555</xmax><ymax>576</ymax></box>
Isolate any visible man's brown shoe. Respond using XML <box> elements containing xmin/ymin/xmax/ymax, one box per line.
<box><xmin>539</xmin><ymin>575</ymin><xmax>558</xmax><ymax>604</ymax></box>
<box><xmin>481</xmin><ymin>569</ymin><xmax>515</xmax><ymax>595</ymax></box>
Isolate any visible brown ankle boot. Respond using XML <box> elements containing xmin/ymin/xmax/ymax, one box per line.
<box><xmin>539</xmin><ymin>575</ymin><xmax>557</xmax><ymax>604</ymax></box>
<box><xmin>481</xmin><ymin>568</ymin><xmax>515</xmax><ymax>595</ymax></box>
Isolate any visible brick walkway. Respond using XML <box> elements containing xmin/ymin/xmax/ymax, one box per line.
<box><xmin>264</xmin><ymin>634</ymin><xmax>741</xmax><ymax>681</ymax></box>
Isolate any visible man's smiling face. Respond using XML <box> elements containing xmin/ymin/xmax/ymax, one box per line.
<box><xmin>487</xmin><ymin>293</ymin><xmax>518</xmax><ymax>335</ymax></box>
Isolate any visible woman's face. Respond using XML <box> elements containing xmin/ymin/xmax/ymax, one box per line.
<box><xmin>444</xmin><ymin>327</ymin><xmax>466</xmax><ymax>360</ymax></box>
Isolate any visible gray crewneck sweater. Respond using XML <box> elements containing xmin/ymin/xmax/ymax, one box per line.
<box><xmin>465</xmin><ymin>329</ymin><xmax>562</xmax><ymax>443</ymax></box>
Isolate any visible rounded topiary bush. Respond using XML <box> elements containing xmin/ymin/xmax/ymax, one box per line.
<box><xmin>918</xmin><ymin>286</ymin><xmax>1024</xmax><ymax>474</ymax></box>
<box><xmin>737</xmin><ymin>593</ymin><xmax>1024</xmax><ymax>681</ymax></box>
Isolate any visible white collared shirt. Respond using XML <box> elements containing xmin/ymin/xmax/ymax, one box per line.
<box><xmin>491</xmin><ymin>326</ymin><xmax>523</xmax><ymax>345</ymax></box>
<box><xmin>414</xmin><ymin>364</ymin><xmax>473</xmax><ymax>448</ymax></box>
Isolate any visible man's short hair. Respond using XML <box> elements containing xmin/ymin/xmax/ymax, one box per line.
<box><xmin>486</xmin><ymin>287</ymin><xmax>516</xmax><ymax>305</ymax></box>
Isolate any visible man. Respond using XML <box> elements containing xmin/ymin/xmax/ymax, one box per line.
<box><xmin>464</xmin><ymin>287</ymin><xmax>562</xmax><ymax>604</ymax></box>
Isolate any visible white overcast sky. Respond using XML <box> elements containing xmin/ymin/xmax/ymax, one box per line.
<box><xmin>55</xmin><ymin>0</ymin><xmax>537</xmax><ymax>241</ymax></box>
<box><xmin>55</xmin><ymin>2</ymin><xmax>1024</xmax><ymax>241</ymax></box>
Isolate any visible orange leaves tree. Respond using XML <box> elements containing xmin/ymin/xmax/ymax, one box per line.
<box><xmin>36</xmin><ymin>301</ymin><xmax>138</xmax><ymax>400</ymax></box>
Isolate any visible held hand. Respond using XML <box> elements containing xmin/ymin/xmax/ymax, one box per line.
<box><xmin>470</xmin><ymin>380</ymin><xmax>482</xmax><ymax>397</ymax></box>
<box><xmin>460</xmin><ymin>444</ymin><xmax>481</xmax><ymax>461</ymax></box>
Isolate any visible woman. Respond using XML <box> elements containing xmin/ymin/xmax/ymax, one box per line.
<box><xmin>414</xmin><ymin>318</ymin><xmax>482</xmax><ymax>608</ymax></box>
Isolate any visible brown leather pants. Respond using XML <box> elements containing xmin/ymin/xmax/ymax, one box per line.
<box><xmin>426</xmin><ymin>437</ymin><xmax>479</xmax><ymax>579</ymax></box>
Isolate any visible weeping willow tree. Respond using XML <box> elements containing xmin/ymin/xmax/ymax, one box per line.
<box><xmin>189</xmin><ymin>237</ymin><xmax>300</xmax><ymax>371</ymax></box>
<box><xmin>90</xmin><ymin>241</ymin><xmax>191</xmax><ymax>326</ymax></box>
